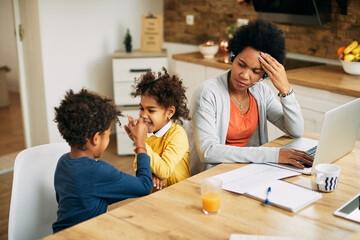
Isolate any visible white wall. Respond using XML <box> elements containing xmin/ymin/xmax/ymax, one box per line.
<box><xmin>0</xmin><ymin>0</ymin><xmax>19</xmax><ymax>92</ymax></box>
<box><xmin>35</xmin><ymin>0</ymin><xmax>163</xmax><ymax>143</ymax></box>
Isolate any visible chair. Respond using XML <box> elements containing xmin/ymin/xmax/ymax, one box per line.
<box><xmin>8</xmin><ymin>142</ymin><xmax>70</xmax><ymax>240</ymax></box>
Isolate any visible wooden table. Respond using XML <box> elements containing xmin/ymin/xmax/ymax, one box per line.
<box><xmin>43</xmin><ymin>136</ymin><xmax>360</xmax><ymax>240</ymax></box>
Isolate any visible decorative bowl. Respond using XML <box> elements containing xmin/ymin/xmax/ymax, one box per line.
<box><xmin>340</xmin><ymin>60</ymin><xmax>360</xmax><ymax>75</ymax></box>
<box><xmin>199</xmin><ymin>44</ymin><xmax>219</xmax><ymax>59</ymax></box>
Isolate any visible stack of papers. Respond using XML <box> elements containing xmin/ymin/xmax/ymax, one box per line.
<box><xmin>211</xmin><ymin>164</ymin><xmax>321</xmax><ymax>212</ymax></box>
<box><xmin>210</xmin><ymin>164</ymin><xmax>300</xmax><ymax>194</ymax></box>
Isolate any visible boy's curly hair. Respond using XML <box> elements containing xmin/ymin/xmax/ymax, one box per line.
<box><xmin>228</xmin><ymin>19</ymin><xmax>286</xmax><ymax>65</ymax></box>
<box><xmin>54</xmin><ymin>89</ymin><xmax>122</xmax><ymax>150</ymax></box>
<box><xmin>133</xmin><ymin>67</ymin><xmax>190</xmax><ymax>124</ymax></box>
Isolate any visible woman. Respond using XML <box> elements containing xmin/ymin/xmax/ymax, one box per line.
<box><xmin>189</xmin><ymin>19</ymin><xmax>313</xmax><ymax>174</ymax></box>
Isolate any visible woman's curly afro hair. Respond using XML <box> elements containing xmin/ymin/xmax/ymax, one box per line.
<box><xmin>54</xmin><ymin>89</ymin><xmax>122</xmax><ymax>150</ymax></box>
<box><xmin>133</xmin><ymin>67</ymin><xmax>191</xmax><ymax>125</ymax></box>
<box><xmin>228</xmin><ymin>19</ymin><xmax>286</xmax><ymax>65</ymax></box>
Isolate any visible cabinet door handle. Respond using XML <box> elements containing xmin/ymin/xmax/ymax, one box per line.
<box><xmin>130</xmin><ymin>68</ymin><xmax>150</xmax><ymax>73</ymax></box>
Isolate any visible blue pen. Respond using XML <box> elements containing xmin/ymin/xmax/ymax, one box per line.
<box><xmin>264</xmin><ymin>187</ymin><xmax>271</xmax><ymax>205</ymax></box>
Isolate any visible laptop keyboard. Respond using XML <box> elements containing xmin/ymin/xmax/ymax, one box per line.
<box><xmin>306</xmin><ymin>146</ymin><xmax>317</xmax><ymax>157</ymax></box>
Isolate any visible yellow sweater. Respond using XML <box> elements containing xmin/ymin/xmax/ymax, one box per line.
<box><xmin>134</xmin><ymin>122</ymin><xmax>190</xmax><ymax>186</ymax></box>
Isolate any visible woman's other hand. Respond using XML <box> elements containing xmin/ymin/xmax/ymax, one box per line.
<box><xmin>278</xmin><ymin>148</ymin><xmax>314</xmax><ymax>169</ymax></box>
<box><xmin>152</xmin><ymin>174</ymin><xmax>166</xmax><ymax>190</ymax></box>
<box><xmin>259</xmin><ymin>52</ymin><xmax>291</xmax><ymax>95</ymax></box>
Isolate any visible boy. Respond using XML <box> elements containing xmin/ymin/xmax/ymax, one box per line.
<box><xmin>52</xmin><ymin>89</ymin><xmax>152</xmax><ymax>233</ymax></box>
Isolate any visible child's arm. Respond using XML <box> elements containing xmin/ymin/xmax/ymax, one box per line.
<box><xmin>92</xmin><ymin>154</ymin><xmax>152</xmax><ymax>204</ymax></box>
<box><xmin>93</xmin><ymin>118</ymin><xmax>151</xmax><ymax>202</ymax></box>
<box><xmin>145</xmin><ymin>126</ymin><xmax>189</xmax><ymax>180</ymax></box>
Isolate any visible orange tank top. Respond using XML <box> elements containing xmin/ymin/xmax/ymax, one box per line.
<box><xmin>226</xmin><ymin>92</ymin><xmax>258</xmax><ymax>147</ymax></box>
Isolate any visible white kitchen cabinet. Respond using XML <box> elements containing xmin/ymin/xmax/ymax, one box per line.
<box><xmin>113</xmin><ymin>50</ymin><xmax>168</xmax><ymax>155</ymax></box>
<box><xmin>174</xmin><ymin>61</ymin><xmax>205</xmax><ymax>104</ymax></box>
<box><xmin>205</xmin><ymin>66</ymin><xmax>225</xmax><ymax>80</ymax></box>
<box><xmin>174</xmin><ymin>60</ymin><xmax>225</xmax><ymax>106</ymax></box>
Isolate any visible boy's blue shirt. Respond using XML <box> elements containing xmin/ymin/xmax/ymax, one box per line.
<box><xmin>52</xmin><ymin>152</ymin><xmax>152</xmax><ymax>233</ymax></box>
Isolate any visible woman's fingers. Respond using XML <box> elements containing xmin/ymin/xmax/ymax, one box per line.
<box><xmin>259</xmin><ymin>54</ymin><xmax>274</xmax><ymax>74</ymax></box>
<box><xmin>261</xmin><ymin>52</ymin><xmax>282</xmax><ymax>68</ymax></box>
<box><xmin>292</xmin><ymin>149</ymin><xmax>314</xmax><ymax>165</ymax></box>
<box><xmin>259</xmin><ymin>52</ymin><xmax>290</xmax><ymax>93</ymax></box>
<box><xmin>279</xmin><ymin>148</ymin><xmax>314</xmax><ymax>169</ymax></box>
<box><xmin>259</xmin><ymin>53</ymin><xmax>284</xmax><ymax>77</ymax></box>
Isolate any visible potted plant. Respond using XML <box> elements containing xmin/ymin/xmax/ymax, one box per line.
<box><xmin>123</xmin><ymin>28</ymin><xmax>132</xmax><ymax>53</ymax></box>
<box><xmin>226</xmin><ymin>24</ymin><xmax>239</xmax><ymax>39</ymax></box>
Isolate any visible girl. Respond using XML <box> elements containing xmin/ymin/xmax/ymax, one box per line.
<box><xmin>125</xmin><ymin>67</ymin><xmax>191</xmax><ymax>190</ymax></box>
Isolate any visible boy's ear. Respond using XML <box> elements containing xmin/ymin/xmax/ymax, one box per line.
<box><xmin>90</xmin><ymin>132</ymin><xmax>101</xmax><ymax>146</ymax></box>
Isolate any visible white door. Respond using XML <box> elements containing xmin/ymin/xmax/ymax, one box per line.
<box><xmin>13</xmin><ymin>0</ymin><xmax>49</xmax><ymax>147</ymax></box>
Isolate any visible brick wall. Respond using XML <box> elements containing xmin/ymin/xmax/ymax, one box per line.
<box><xmin>164</xmin><ymin>0</ymin><xmax>360</xmax><ymax>59</ymax></box>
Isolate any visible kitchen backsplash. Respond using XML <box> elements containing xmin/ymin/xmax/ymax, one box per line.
<box><xmin>164</xmin><ymin>0</ymin><xmax>360</xmax><ymax>60</ymax></box>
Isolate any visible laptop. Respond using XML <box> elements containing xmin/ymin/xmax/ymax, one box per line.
<box><xmin>267</xmin><ymin>98</ymin><xmax>360</xmax><ymax>175</ymax></box>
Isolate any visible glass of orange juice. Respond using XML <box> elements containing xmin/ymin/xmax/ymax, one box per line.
<box><xmin>201</xmin><ymin>178</ymin><xmax>222</xmax><ymax>214</ymax></box>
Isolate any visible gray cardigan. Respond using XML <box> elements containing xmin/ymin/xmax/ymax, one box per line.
<box><xmin>187</xmin><ymin>70</ymin><xmax>304</xmax><ymax>175</ymax></box>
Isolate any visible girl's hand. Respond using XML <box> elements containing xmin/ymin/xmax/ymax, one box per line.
<box><xmin>152</xmin><ymin>175</ymin><xmax>166</xmax><ymax>190</ymax></box>
<box><xmin>124</xmin><ymin>124</ymin><xmax>133</xmax><ymax>141</ymax></box>
<box><xmin>126</xmin><ymin>117</ymin><xmax>147</xmax><ymax>147</ymax></box>
<box><xmin>124</xmin><ymin>115</ymin><xmax>140</xmax><ymax>142</ymax></box>
<box><xmin>259</xmin><ymin>52</ymin><xmax>291</xmax><ymax>95</ymax></box>
<box><xmin>127</xmin><ymin>115</ymin><xmax>137</xmax><ymax>126</ymax></box>
<box><xmin>278</xmin><ymin>148</ymin><xmax>314</xmax><ymax>169</ymax></box>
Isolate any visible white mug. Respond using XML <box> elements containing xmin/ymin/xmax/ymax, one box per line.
<box><xmin>315</xmin><ymin>164</ymin><xmax>340</xmax><ymax>192</ymax></box>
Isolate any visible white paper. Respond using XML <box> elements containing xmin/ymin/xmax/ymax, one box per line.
<box><xmin>210</xmin><ymin>164</ymin><xmax>300</xmax><ymax>194</ymax></box>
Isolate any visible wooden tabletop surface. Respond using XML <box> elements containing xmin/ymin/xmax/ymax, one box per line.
<box><xmin>43</xmin><ymin>134</ymin><xmax>360</xmax><ymax>240</ymax></box>
<box><xmin>172</xmin><ymin>52</ymin><xmax>360</xmax><ymax>97</ymax></box>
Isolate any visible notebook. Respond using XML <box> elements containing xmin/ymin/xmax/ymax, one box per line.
<box><xmin>267</xmin><ymin>98</ymin><xmax>360</xmax><ymax>175</ymax></box>
<box><xmin>245</xmin><ymin>179</ymin><xmax>322</xmax><ymax>212</ymax></box>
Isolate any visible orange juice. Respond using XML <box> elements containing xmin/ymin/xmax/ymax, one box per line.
<box><xmin>202</xmin><ymin>192</ymin><xmax>221</xmax><ymax>213</ymax></box>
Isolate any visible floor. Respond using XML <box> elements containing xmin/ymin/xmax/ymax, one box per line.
<box><xmin>0</xmin><ymin>92</ymin><xmax>25</xmax><ymax>156</ymax></box>
<box><xmin>0</xmin><ymin>92</ymin><xmax>135</xmax><ymax>240</ymax></box>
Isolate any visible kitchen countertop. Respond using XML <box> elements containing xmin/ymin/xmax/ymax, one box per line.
<box><xmin>113</xmin><ymin>49</ymin><xmax>167</xmax><ymax>58</ymax></box>
<box><xmin>173</xmin><ymin>52</ymin><xmax>360</xmax><ymax>97</ymax></box>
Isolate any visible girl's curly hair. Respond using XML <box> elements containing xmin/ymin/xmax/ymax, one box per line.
<box><xmin>54</xmin><ymin>89</ymin><xmax>122</xmax><ymax>150</ymax></box>
<box><xmin>133</xmin><ymin>67</ymin><xmax>190</xmax><ymax>124</ymax></box>
<box><xmin>228</xmin><ymin>19</ymin><xmax>286</xmax><ymax>65</ymax></box>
